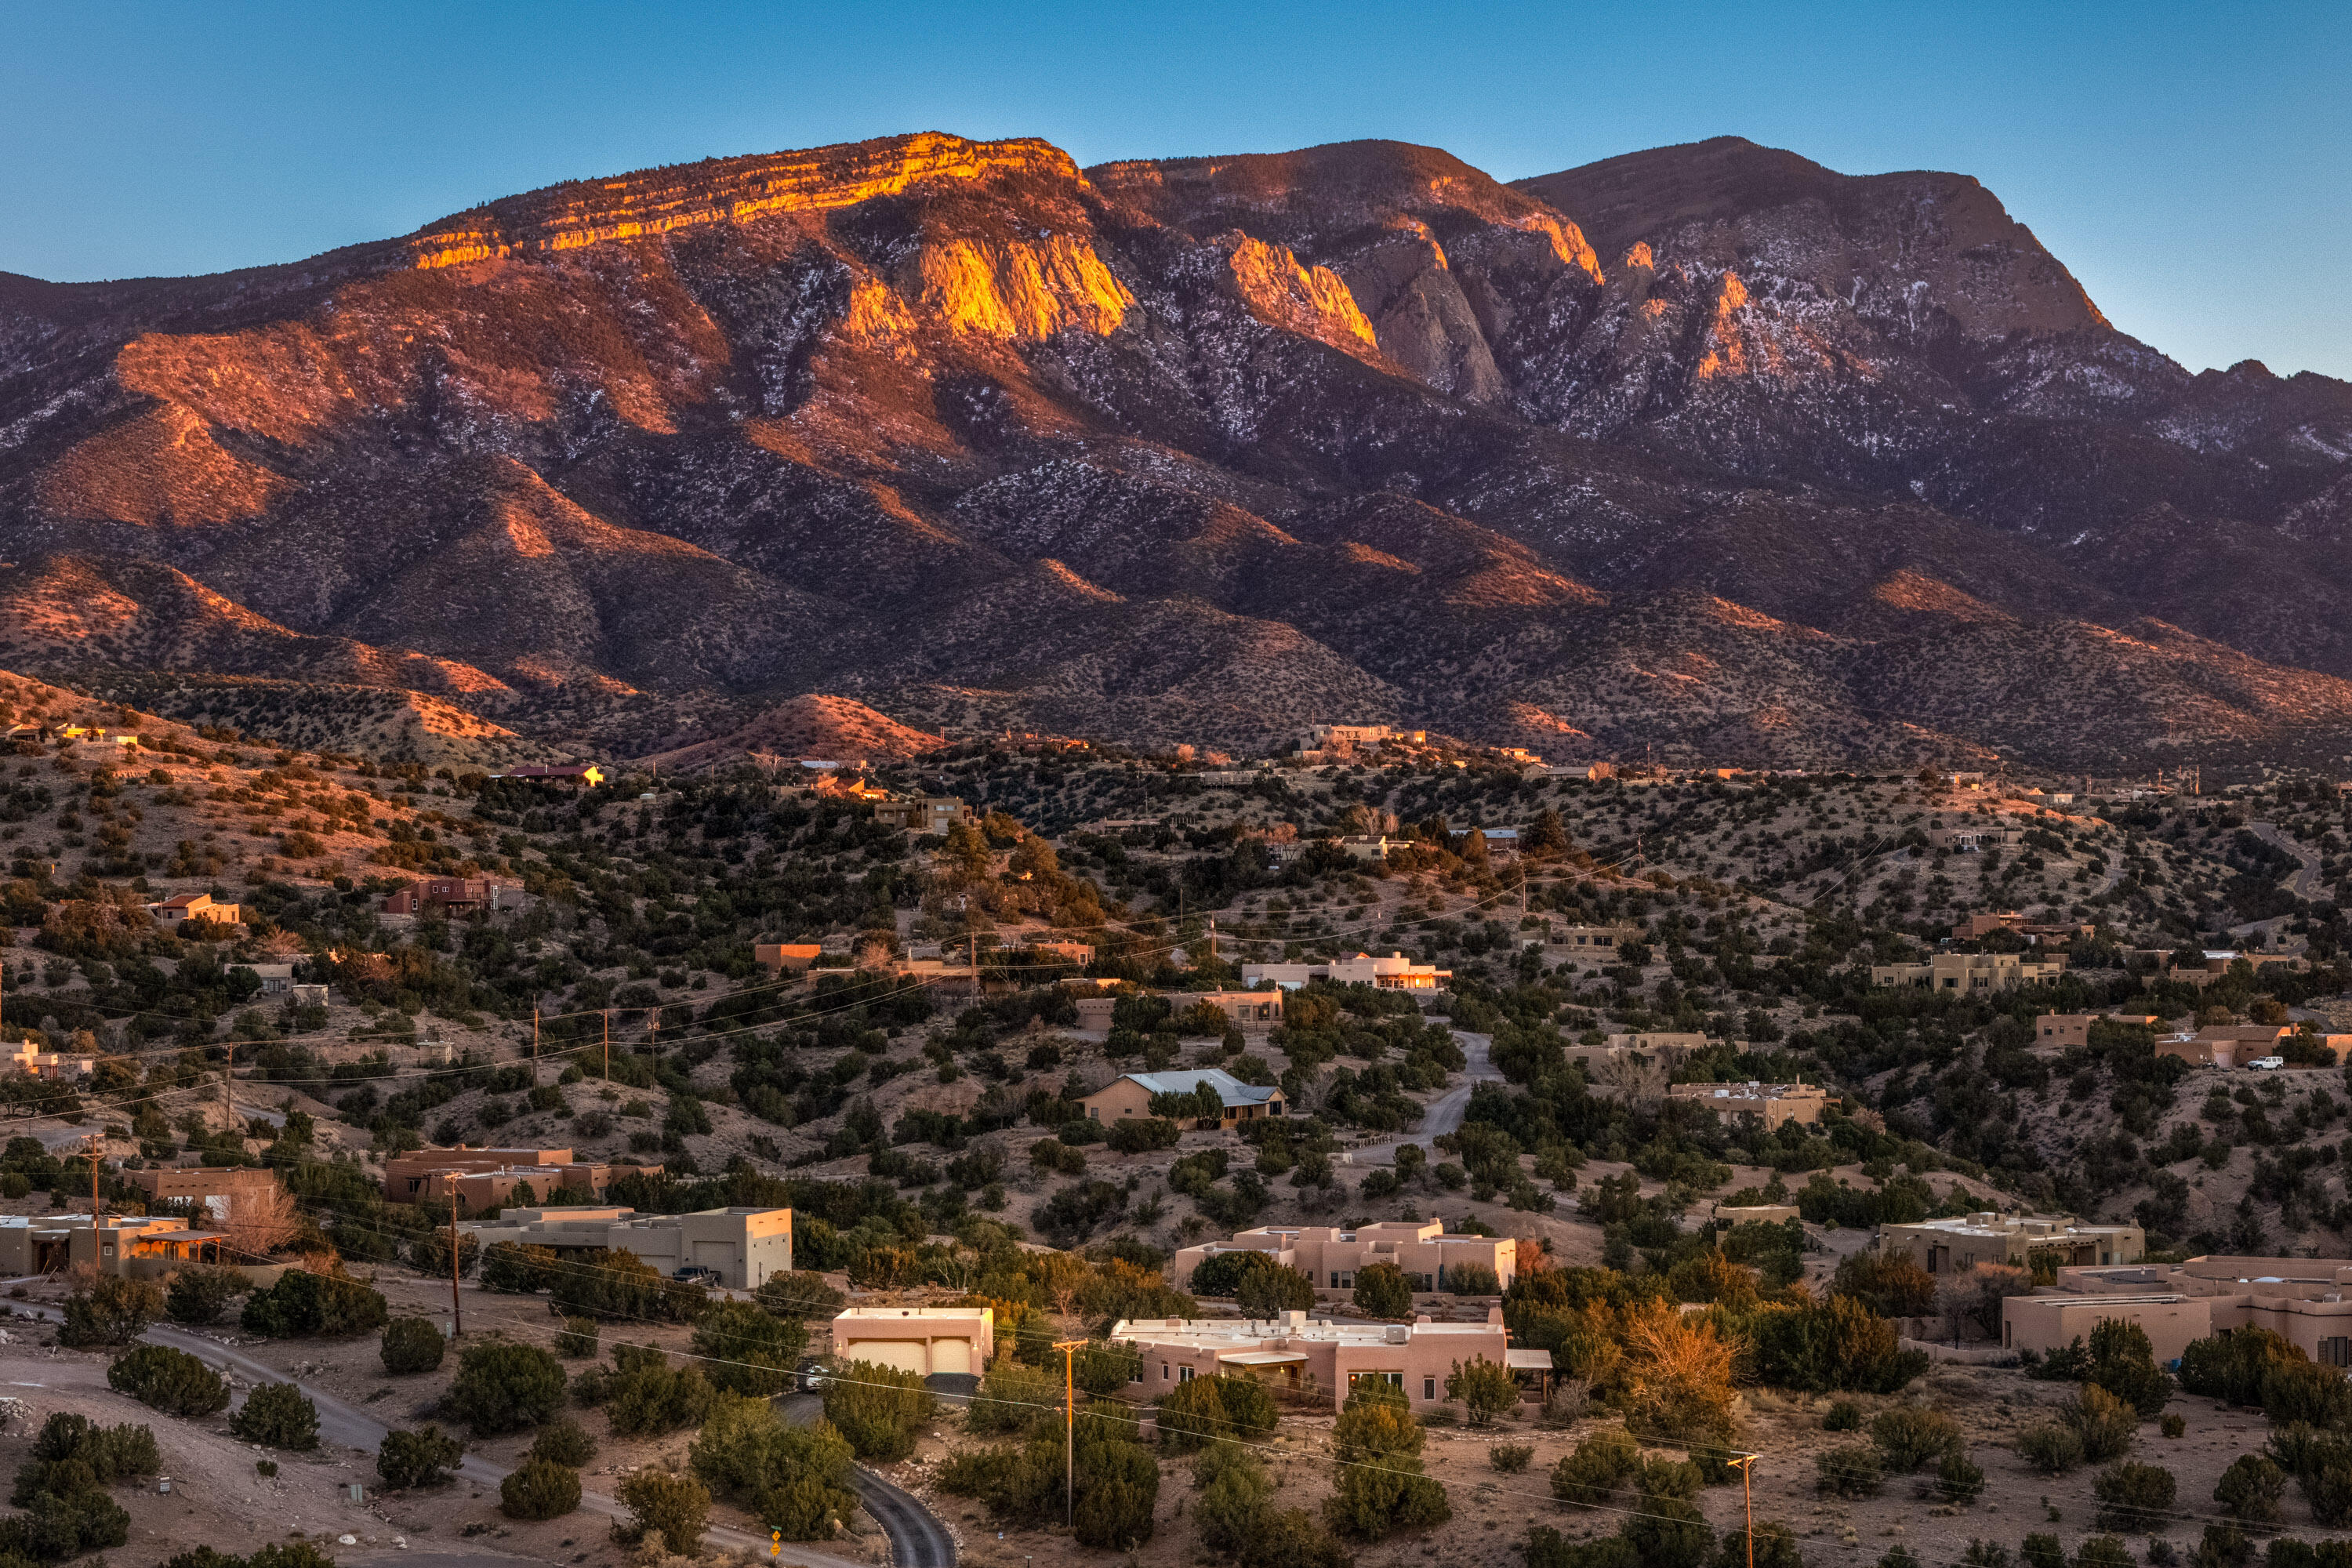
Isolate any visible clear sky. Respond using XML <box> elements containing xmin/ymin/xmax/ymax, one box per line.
<box><xmin>2</xmin><ymin>0</ymin><xmax>2346</xmax><ymax>378</ymax></box>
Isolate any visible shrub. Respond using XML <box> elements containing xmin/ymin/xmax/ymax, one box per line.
<box><xmin>1816</xmin><ymin>1443</ymin><xmax>1884</xmax><ymax>1497</ymax></box>
<box><xmin>1448</xmin><ymin>1261</ymin><xmax>1503</xmax><ymax>1296</ymax></box>
<box><xmin>2021</xmin><ymin>1534</ymin><xmax>2067</xmax><ymax>1568</ymax></box>
<box><xmin>823</xmin><ymin>1357</ymin><xmax>933</xmax><ymax>1461</ymax></box>
<box><xmin>1936</xmin><ymin>1450</ymin><xmax>1986</xmax><ymax>1504</ymax></box>
<box><xmin>1829</xmin><ymin>1251</ymin><xmax>1939</xmax><ymax>1317</ymax></box>
<box><xmin>1105</xmin><ymin>1116</ymin><xmax>1181</xmax><ymax>1153</ymax></box>
<box><xmin>1235</xmin><ymin>1259</ymin><xmax>1317</xmax><ymax>1316</ymax></box>
<box><xmin>2212</xmin><ymin>1454</ymin><xmax>2285</xmax><ymax>1527</ymax></box>
<box><xmin>1490</xmin><ymin>1443</ymin><xmax>1534</xmax><ymax>1473</ymax></box>
<box><xmin>444</xmin><ymin>1341</ymin><xmax>567</xmax><ymax>1432</ymax></box>
<box><xmin>2089</xmin><ymin>1319</ymin><xmax>2174</xmax><ymax>1417</ymax></box>
<box><xmin>1325</xmin><ymin>1383</ymin><xmax>1448</xmax><ymax>1539</ymax></box>
<box><xmin>2017</xmin><ymin>1421</ymin><xmax>2086</xmax><ymax>1474</ymax></box>
<box><xmin>616</xmin><ymin>1470</ymin><xmax>710</xmax><ymax>1555</ymax></box>
<box><xmin>2193</xmin><ymin>1525</ymin><xmax>2252</xmax><ymax>1568</ymax></box>
<box><xmin>2181</xmin><ymin>1327</ymin><xmax>2303</xmax><ymax>1406</ymax></box>
<box><xmin>1447</xmin><ymin>1356</ymin><xmax>1521</xmax><ymax>1427</ymax></box>
<box><xmin>107</xmin><ymin>1345</ymin><xmax>229</xmax><ymax>1417</ymax></box>
<box><xmin>607</xmin><ymin>1343</ymin><xmax>716</xmax><ymax>1436</ymax></box>
<box><xmin>240</xmin><ymin>1269</ymin><xmax>387</xmax><ymax>1338</ymax></box>
<box><xmin>2093</xmin><ymin>1461</ymin><xmax>2177</xmax><ymax>1531</ymax></box>
<box><xmin>230</xmin><ymin>1383</ymin><xmax>319</xmax><ymax>1450</ymax></box>
<box><xmin>1352</xmin><ymin>1261</ymin><xmax>1414</xmax><ymax>1319</ymax></box>
<box><xmin>501</xmin><ymin>1458</ymin><xmax>583</xmax><ymax>1521</ymax></box>
<box><xmin>530</xmin><ymin>1419</ymin><xmax>597</xmax><ymax>1468</ymax></box>
<box><xmin>2163</xmin><ymin>1413</ymin><xmax>2187</xmax><ymax>1438</ymax></box>
<box><xmin>13</xmin><ymin>1413</ymin><xmax>160</xmax><ymax>1504</ymax></box>
<box><xmin>379</xmin><ymin>1316</ymin><xmax>446</xmax><ymax>1375</ymax></box>
<box><xmin>2264</xmin><ymin>1359</ymin><xmax>2352</xmax><ymax>1430</ymax></box>
<box><xmin>377</xmin><ymin>1425</ymin><xmax>462</xmax><ymax>1490</ymax></box>
<box><xmin>164</xmin><ymin>1265</ymin><xmax>247</xmax><ymax>1327</ymax></box>
<box><xmin>1823</xmin><ymin>1399</ymin><xmax>1863</xmax><ymax>1432</ymax></box>
<box><xmin>967</xmin><ymin>1359</ymin><xmax>1058</xmax><ymax>1435</ymax></box>
<box><xmin>1157</xmin><ymin>1375</ymin><xmax>1278</xmax><ymax>1454</ymax></box>
<box><xmin>552</xmin><ymin>1315</ymin><xmax>598</xmax><ymax>1358</ymax></box>
<box><xmin>691</xmin><ymin>1300</ymin><xmax>808</xmax><ymax>1396</ymax></box>
<box><xmin>479</xmin><ymin>1241</ymin><xmax>558</xmax><ymax>1294</ymax></box>
<box><xmin>1196</xmin><ymin>1445</ymin><xmax>1274</xmax><ymax>1557</ymax></box>
<box><xmin>1871</xmin><ymin>1406</ymin><xmax>1962</xmax><ymax>1472</ymax></box>
<box><xmin>2076</xmin><ymin>1538</ymin><xmax>2136</xmax><ymax>1568</ymax></box>
<box><xmin>1552</xmin><ymin>1427</ymin><xmax>1642</xmax><ymax>1508</ymax></box>
<box><xmin>2067</xmin><ymin>1385</ymin><xmax>2140</xmax><ymax>1462</ymax></box>
<box><xmin>58</xmin><ymin>1276</ymin><xmax>163</xmax><ymax>1348</ymax></box>
<box><xmin>687</xmin><ymin>1394</ymin><xmax>859</xmax><ymax>1540</ymax></box>
<box><xmin>551</xmin><ymin>1245</ymin><xmax>706</xmax><ymax>1323</ymax></box>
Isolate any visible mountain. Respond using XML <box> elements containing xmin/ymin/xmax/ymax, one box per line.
<box><xmin>2</xmin><ymin>129</ymin><xmax>2349</xmax><ymax>768</ymax></box>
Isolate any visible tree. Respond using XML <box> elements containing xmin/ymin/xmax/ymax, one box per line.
<box><xmin>1324</xmin><ymin>1382</ymin><xmax>1450</xmax><ymax>1539</ymax></box>
<box><xmin>686</xmin><ymin>1394</ymin><xmax>858</xmax><ymax>1541</ymax></box>
<box><xmin>550</xmin><ymin>1246</ymin><xmax>706</xmax><ymax>1322</ymax></box>
<box><xmin>691</xmin><ymin>1300</ymin><xmax>808</xmax><ymax>1396</ymax></box>
<box><xmin>1829</xmin><ymin>1252</ymin><xmax>1938</xmax><ymax>1318</ymax></box>
<box><xmin>823</xmin><ymin>1358</ymin><xmax>933</xmax><ymax>1461</ymax></box>
<box><xmin>1235</xmin><ymin>1259</ymin><xmax>1317</xmax><ymax>1316</ymax></box>
<box><xmin>1614</xmin><ymin>1299</ymin><xmax>1737</xmax><ymax>1446</ymax></box>
<box><xmin>1157</xmin><ymin>1376</ymin><xmax>1276</xmax><ymax>1454</ymax></box>
<box><xmin>1352</xmin><ymin>1261</ymin><xmax>1414</xmax><ymax>1319</ymax></box>
<box><xmin>501</xmin><ymin>1459</ymin><xmax>583</xmax><ymax>1521</ymax></box>
<box><xmin>2064</xmin><ymin>1385</ymin><xmax>2139</xmax><ymax>1462</ymax></box>
<box><xmin>554</xmin><ymin>1315</ymin><xmax>599</xmax><ymax>1357</ymax></box>
<box><xmin>605</xmin><ymin>1343</ymin><xmax>716</xmax><ymax>1436</ymax></box>
<box><xmin>1446</xmin><ymin>1356</ymin><xmax>1520</xmax><ymax>1427</ymax></box>
<box><xmin>239</xmin><ymin>1269</ymin><xmax>387</xmax><ymax>1338</ymax></box>
<box><xmin>164</xmin><ymin>1265</ymin><xmax>247</xmax><ymax>1327</ymax></box>
<box><xmin>217</xmin><ymin>1185</ymin><xmax>299</xmax><ymax>1260</ymax></box>
<box><xmin>2088</xmin><ymin>1319</ymin><xmax>2173</xmax><ymax>1417</ymax></box>
<box><xmin>230</xmin><ymin>1382</ymin><xmax>319</xmax><ymax>1450</ymax></box>
<box><xmin>2181</xmin><ymin>1327</ymin><xmax>2303</xmax><ymax>1406</ymax></box>
<box><xmin>750</xmin><ymin>1270</ymin><xmax>847</xmax><ymax>1322</ymax></box>
<box><xmin>1937</xmin><ymin>1263</ymin><xmax>2031</xmax><ymax>1343</ymax></box>
<box><xmin>531</xmin><ymin>1420</ymin><xmax>597</xmax><ymax>1468</ymax></box>
<box><xmin>2213</xmin><ymin>1454</ymin><xmax>2286</xmax><ymax>1528</ymax></box>
<box><xmin>479</xmin><ymin>1242</ymin><xmax>558</xmax><ymax>1294</ymax></box>
<box><xmin>444</xmin><ymin>1341</ymin><xmax>566</xmax><ymax>1432</ymax></box>
<box><xmin>379</xmin><ymin>1316</ymin><xmax>447</xmax><ymax>1375</ymax></box>
<box><xmin>2092</xmin><ymin>1461</ymin><xmax>2176</xmax><ymax>1531</ymax></box>
<box><xmin>60</xmin><ymin>1275</ymin><xmax>163</xmax><ymax>1348</ymax></box>
<box><xmin>617</xmin><ymin>1470</ymin><xmax>710</xmax><ymax>1555</ymax></box>
<box><xmin>107</xmin><ymin>1345</ymin><xmax>230</xmax><ymax>1417</ymax></box>
<box><xmin>377</xmin><ymin>1426</ymin><xmax>463</xmax><ymax>1490</ymax></box>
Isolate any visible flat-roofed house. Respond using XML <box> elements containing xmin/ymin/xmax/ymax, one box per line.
<box><xmin>1878</xmin><ymin>1211</ymin><xmax>2143</xmax><ymax>1274</ymax></box>
<box><xmin>1170</xmin><ymin>1221</ymin><xmax>1515</xmax><ymax>1297</ymax></box>
<box><xmin>457</xmin><ymin>1206</ymin><xmax>791</xmax><ymax>1288</ymax></box>
<box><xmin>1112</xmin><ymin>1308</ymin><xmax>1544</xmax><ymax>1410</ymax></box>
<box><xmin>149</xmin><ymin>891</ymin><xmax>241</xmax><ymax>926</ymax></box>
<box><xmin>1665</xmin><ymin>1080</ymin><xmax>1830</xmax><ymax>1131</ymax></box>
<box><xmin>832</xmin><ymin>1306</ymin><xmax>995</xmax><ymax>1381</ymax></box>
<box><xmin>1241</xmin><ymin>951</ymin><xmax>1450</xmax><ymax>992</ymax></box>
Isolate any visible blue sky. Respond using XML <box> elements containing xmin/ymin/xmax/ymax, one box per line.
<box><xmin>2</xmin><ymin>0</ymin><xmax>2345</xmax><ymax>377</ymax></box>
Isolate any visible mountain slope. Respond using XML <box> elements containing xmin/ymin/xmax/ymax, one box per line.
<box><xmin>0</xmin><ymin>129</ymin><xmax>2346</xmax><ymax>768</ymax></box>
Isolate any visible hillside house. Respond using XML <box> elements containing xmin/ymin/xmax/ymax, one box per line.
<box><xmin>2033</xmin><ymin>1013</ymin><xmax>2163</xmax><ymax>1051</ymax></box>
<box><xmin>1877</xmin><ymin>1212</ymin><xmax>2143</xmax><ymax>1274</ymax></box>
<box><xmin>381</xmin><ymin>1145</ymin><xmax>659</xmax><ymax>1203</ymax></box>
<box><xmin>8</xmin><ymin>1041</ymin><xmax>96</xmax><ymax>1080</ymax></box>
<box><xmin>1189</xmin><ymin>989</ymin><xmax>1283</xmax><ymax>1027</ymax></box>
<box><xmin>869</xmin><ymin>795</ymin><xmax>972</xmax><ymax>834</ymax></box>
<box><xmin>0</xmin><ymin>1215</ymin><xmax>224</xmax><ymax>1279</ymax></box>
<box><xmin>1080</xmin><ymin>1068</ymin><xmax>1283</xmax><ymax>1127</ymax></box>
<box><xmin>2006</xmin><ymin>1255</ymin><xmax>2352</xmax><ymax>1363</ymax></box>
<box><xmin>1110</xmin><ymin>1308</ymin><xmax>1540</xmax><ymax>1410</ymax></box>
<box><xmin>123</xmin><ymin>1166</ymin><xmax>283</xmax><ymax>1218</ymax></box>
<box><xmin>493</xmin><ymin>764</ymin><xmax>606</xmax><ymax>788</ymax></box>
<box><xmin>1869</xmin><ymin>952</ymin><xmax>2067</xmax><ymax>991</ymax></box>
<box><xmin>754</xmin><ymin>942</ymin><xmax>825</xmax><ymax>975</ymax></box>
<box><xmin>1552</xmin><ymin>924</ymin><xmax>1641</xmax><ymax>960</ymax></box>
<box><xmin>458</xmin><ymin>1205</ymin><xmax>790</xmax><ymax>1288</ymax></box>
<box><xmin>832</xmin><ymin>1306</ymin><xmax>995</xmax><ymax>1381</ymax></box>
<box><xmin>380</xmin><ymin>877</ymin><xmax>499</xmax><ymax>916</ymax></box>
<box><xmin>1665</xmin><ymin>1080</ymin><xmax>1829</xmax><ymax>1131</ymax></box>
<box><xmin>1171</xmin><ymin>1221</ymin><xmax>1516</xmax><ymax>1297</ymax></box>
<box><xmin>1242</xmin><ymin>951</ymin><xmax>1450</xmax><ymax>991</ymax></box>
<box><xmin>148</xmin><ymin>891</ymin><xmax>240</xmax><ymax>926</ymax></box>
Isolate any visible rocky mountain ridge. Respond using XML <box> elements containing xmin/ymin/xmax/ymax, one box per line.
<box><xmin>1</xmin><ymin>129</ymin><xmax>2348</xmax><ymax>767</ymax></box>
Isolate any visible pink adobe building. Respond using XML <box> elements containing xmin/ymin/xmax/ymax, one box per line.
<box><xmin>1170</xmin><ymin>1221</ymin><xmax>1516</xmax><ymax>1297</ymax></box>
<box><xmin>1111</xmin><ymin>1307</ymin><xmax>1548</xmax><ymax>1410</ymax></box>
<box><xmin>2003</xmin><ymin>1256</ymin><xmax>2352</xmax><ymax>1367</ymax></box>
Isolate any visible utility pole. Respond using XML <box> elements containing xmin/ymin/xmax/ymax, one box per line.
<box><xmin>84</xmin><ymin>1134</ymin><xmax>103</xmax><ymax>1228</ymax></box>
<box><xmin>447</xmin><ymin>1203</ymin><xmax>463</xmax><ymax>1338</ymax></box>
<box><xmin>602</xmin><ymin>1009</ymin><xmax>610</xmax><ymax>1082</ymax></box>
<box><xmin>221</xmin><ymin>1040</ymin><xmax>235</xmax><ymax>1127</ymax></box>
<box><xmin>1727</xmin><ymin>1454</ymin><xmax>1758</xmax><ymax>1568</ymax></box>
<box><xmin>1053</xmin><ymin>1340</ymin><xmax>1085</xmax><ymax>1527</ymax></box>
<box><xmin>532</xmin><ymin>1006</ymin><xmax>539</xmax><ymax>1074</ymax></box>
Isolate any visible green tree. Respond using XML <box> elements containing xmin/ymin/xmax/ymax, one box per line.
<box><xmin>59</xmin><ymin>1275</ymin><xmax>163</xmax><ymax>1348</ymax></box>
<box><xmin>379</xmin><ymin>1316</ymin><xmax>447</xmax><ymax>1375</ymax></box>
<box><xmin>2088</xmin><ymin>1319</ymin><xmax>2173</xmax><ymax>1417</ymax></box>
<box><xmin>690</xmin><ymin>1300</ymin><xmax>808</xmax><ymax>1396</ymax></box>
<box><xmin>444</xmin><ymin>1341</ymin><xmax>566</xmax><ymax>1432</ymax></box>
<box><xmin>2213</xmin><ymin>1453</ymin><xmax>2286</xmax><ymax>1528</ymax></box>
<box><xmin>1352</xmin><ymin>1261</ymin><xmax>1414</xmax><ymax>1319</ymax></box>
<box><xmin>1324</xmin><ymin>1382</ymin><xmax>1449</xmax><ymax>1539</ymax></box>
<box><xmin>823</xmin><ymin>1358</ymin><xmax>933</xmax><ymax>1462</ymax></box>
<box><xmin>616</xmin><ymin>1470</ymin><xmax>710</xmax><ymax>1555</ymax></box>
<box><xmin>376</xmin><ymin>1426</ymin><xmax>463</xmax><ymax>1490</ymax></box>
<box><xmin>230</xmin><ymin>1383</ymin><xmax>318</xmax><ymax>1450</ymax></box>
<box><xmin>606</xmin><ymin>1343</ymin><xmax>716</xmax><ymax>1437</ymax></box>
<box><xmin>164</xmin><ymin>1265</ymin><xmax>247</xmax><ymax>1327</ymax></box>
<box><xmin>530</xmin><ymin>1420</ymin><xmax>597</xmax><ymax>1468</ymax></box>
<box><xmin>1446</xmin><ymin>1356</ymin><xmax>1520</xmax><ymax>1427</ymax></box>
<box><xmin>687</xmin><ymin>1393</ymin><xmax>859</xmax><ymax>1541</ymax></box>
<box><xmin>107</xmin><ymin>1345</ymin><xmax>230</xmax><ymax>1417</ymax></box>
<box><xmin>501</xmin><ymin>1458</ymin><xmax>583</xmax><ymax>1521</ymax></box>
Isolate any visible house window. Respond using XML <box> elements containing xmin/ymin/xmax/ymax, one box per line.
<box><xmin>1162</xmin><ymin>1363</ymin><xmax>1170</xmax><ymax>1381</ymax></box>
<box><xmin>1178</xmin><ymin>1367</ymin><xmax>1193</xmax><ymax>1382</ymax></box>
<box><xmin>2325</xmin><ymin>1339</ymin><xmax>2351</xmax><ymax>1369</ymax></box>
<box><xmin>1330</xmin><ymin>1272</ymin><xmax>1341</xmax><ymax>1288</ymax></box>
<box><xmin>1424</xmin><ymin>1377</ymin><xmax>1436</xmax><ymax>1400</ymax></box>
<box><xmin>1348</xmin><ymin>1371</ymin><xmax>1403</xmax><ymax>1392</ymax></box>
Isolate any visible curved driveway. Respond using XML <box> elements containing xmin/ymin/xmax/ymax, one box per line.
<box><xmin>1345</xmin><ymin>1030</ymin><xmax>1499</xmax><ymax>1167</ymax></box>
<box><xmin>16</xmin><ymin>1304</ymin><xmax>898</xmax><ymax>1568</ymax></box>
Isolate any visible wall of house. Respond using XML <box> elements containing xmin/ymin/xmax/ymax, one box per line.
<box><xmin>2003</xmin><ymin>1297</ymin><xmax>2212</xmax><ymax>1361</ymax></box>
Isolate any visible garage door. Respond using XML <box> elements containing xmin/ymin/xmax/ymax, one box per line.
<box><xmin>847</xmin><ymin>1338</ymin><xmax>927</xmax><ymax>1377</ymax></box>
<box><xmin>931</xmin><ymin>1337</ymin><xmax>970</xmax><ymax>1376</ymax></box>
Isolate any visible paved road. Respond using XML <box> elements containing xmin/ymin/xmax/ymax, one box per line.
<box><xmin>779</xmin><ymin>1392</ymin><xmax>953</xmax><ymax>1568</ymax></box>
<box><xmin>1345</xmin><ymin>1030</ymin><xmax>1497</xmax><ymax>1167</ymax></box>
<box><xmin>14</xmin><ymin>1306</ymin><xmax>879</xmax><ymax>1568</ymax></box>
<box><xmin>2227</xmin><ymin>821</ymin><xmax>2327</xmax><ymax>941</ymax></box>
